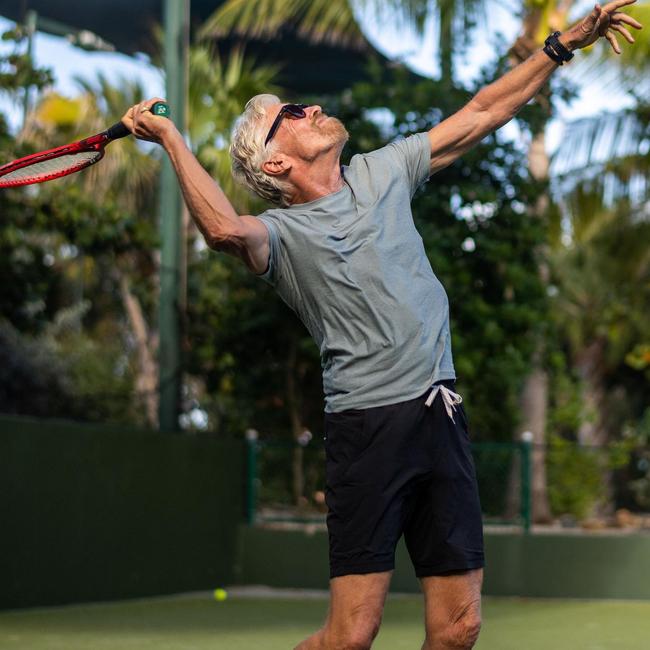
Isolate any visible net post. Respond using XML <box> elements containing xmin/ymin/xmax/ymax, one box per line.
<box><xmin>245</xmin><ymin>430</ymin><xmax>259</xmax><ymax>526</ymax></box>
<box><xmin>520</xmin><ymin>431</ymin><xmax>533</xmax><ymax>534</ymax></box>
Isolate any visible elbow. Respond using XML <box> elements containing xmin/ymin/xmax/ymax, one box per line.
<box><xmin>206</xmin><ymin>224</ymin><xmax>243</xmax><ymax>255</ymax></box>
<box><xmin>468</xmin><ymin>96</ymin><xmax>514</xmax><ymax>131</ymax></box>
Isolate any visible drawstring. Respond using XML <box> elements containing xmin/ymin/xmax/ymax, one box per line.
<box><xmin>425</xmin><ymin>384</ymin><xmax>463</xmax><ymax>419</ymax></box>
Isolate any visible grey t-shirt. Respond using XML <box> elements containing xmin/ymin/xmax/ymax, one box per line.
<box><xmin>257</xmin><ymin>132</ymin><xmax>455</xmax><ymax>412</ymax></box>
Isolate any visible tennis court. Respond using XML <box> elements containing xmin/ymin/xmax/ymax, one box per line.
<box><xmin>2</xmin><ymin>591</ymin><xmax>649</xmax><ymax>649</ymax></box>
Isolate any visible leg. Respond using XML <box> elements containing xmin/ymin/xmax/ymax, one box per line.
<box><xmin>400</xmin><ymin>386</ymin><xmax>485</xmax><ymax>649</ymax></box>
<box><xmin>420</xmin><ymin>569</ymin><xmax>483</xmax><ymax>650</ymax></box>
<box><xmin>294</xmin><ymin>571</ymin><xmax>392</xmax><ymax>650</ymax></box>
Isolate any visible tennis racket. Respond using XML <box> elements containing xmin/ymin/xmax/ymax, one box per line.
<box><xmin>0</xmin><ymin>102</ymin><xmax>170</xmax><ymax>188</ymax></box>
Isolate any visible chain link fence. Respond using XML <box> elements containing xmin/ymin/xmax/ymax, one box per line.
<box><xmin>245</xmin><ymin>435</ymin><xmax>534</xmax><ymax>531</ymax></box>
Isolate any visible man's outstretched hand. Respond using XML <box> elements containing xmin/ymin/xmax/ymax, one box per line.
<box><xmin>564</xmin><ymin>0</ymin><xmax>643</xmax><ymax>54</ymax></box>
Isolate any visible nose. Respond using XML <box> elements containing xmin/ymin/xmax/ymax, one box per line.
<box><xmin>308</xmin><ymin>105</ymin><xmax>322</xmax><ymax>118</ymax></box>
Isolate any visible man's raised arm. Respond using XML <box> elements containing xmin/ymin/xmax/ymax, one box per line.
<box><xmin>121</xmin><ymin>99</ymin><xmax>270</xmax><ymax>275</ymax></box>
<box><xmin>427</xmin><ymin>0</ymin><xmax>643</xmax><ymax>175</ymax></box>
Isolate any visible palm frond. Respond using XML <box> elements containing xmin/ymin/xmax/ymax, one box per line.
<box><xmin>21</xmin><ymin>79</ymin><xmax>159</xmax><ymax>214</ymax></box>
<box><xmin>551</xmin><ymin>110</ymin><xmax>648</xmax><ymax>177</ymax></box>
<box><xmin>579</xmin><ymin>2</ymin><xmax>650</xmax><ymax>98</ymax></box>
<box><xmin>198</xmin><ymin>0</ymin><xmax>368</xmax><ymax>49</ymax></box>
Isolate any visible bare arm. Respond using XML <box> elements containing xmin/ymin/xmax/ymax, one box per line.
<box><xmin>121</xmin><ymin>101</ymin><xmax>269</xmax><ymax>275</ymax></box>
<box><xmin>427</xmin><ymin>0</ymin><xmax>642</xmax><ymax>175</ymax></box>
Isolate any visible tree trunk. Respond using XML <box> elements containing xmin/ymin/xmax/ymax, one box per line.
<box><xmin>118</xmin><ymin>272</ymin><xmax>159</xmax><ymax>429</ymax></box>
<box><xmin>575</xmin><ymin>338</ymin><xmax>608</xmax><ymax>446</ymax></box>
<box><xmin>519</xmin><ymin>353</ymin><xmax>553</xmax><ymax>522</ymax></box>
<box><xmin>506</xmin><ymin>20</ymin><xmax>554</xmax><ymax>521</ymax></box>
<box><xmin>575</xmin><ymin>337</ymin><xmax>614</xmax><ymax>516</ymax></box>
<box><xmin>438</xmin><ymin>4</ymin><xmax>454</xmax><ymax>84</ymax></box>
<box><xmin>504</xmin><ymin>129</ymin><xmax>553</xmax><ymax>523</ymax></box>
<box><xmin>506</xmin><ymin>0</ymin><xmax>577</xmax><ymax>526</ymax></box>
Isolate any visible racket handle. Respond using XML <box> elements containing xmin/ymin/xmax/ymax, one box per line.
<box><xmin>106</xmin><ymin>121</ymin><xmax>131</xmax><ymax>140</ymax></box>
<box><xmin>106</xmin><ymin>103</ymin><xmax>170</xmax><ymax>140</ymax></box>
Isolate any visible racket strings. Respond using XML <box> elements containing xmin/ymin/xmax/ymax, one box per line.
<box><xmin>0</xmin><ymin>151</ymin><xmax>102</xmax><ymax>185</ymax></box>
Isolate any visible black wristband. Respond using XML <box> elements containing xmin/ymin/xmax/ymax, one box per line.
<box><xmin>543</xmin><ymin>31</ymin><xmax>574</xmax><ymax>65</ymax></box>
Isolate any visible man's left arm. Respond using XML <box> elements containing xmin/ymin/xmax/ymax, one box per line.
<box><xmin>427</xmin><ymin>0</ymin><xmax>643</xmax><ymax>175</ymax></box>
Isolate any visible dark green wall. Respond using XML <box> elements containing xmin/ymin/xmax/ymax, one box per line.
<box><xmin>0</xmin><ymin>416</ymin><xmax>244</xmax><ymax>609</ymax></box>
<box><xmin>236</xmin><ymin>527</ymin><xmax>650</xmax><ymax>600</ymax></box>
<box><xmin>3</xmin><ymin>415</ymin><xmax>650</xmax><ymax>609</ymax></box>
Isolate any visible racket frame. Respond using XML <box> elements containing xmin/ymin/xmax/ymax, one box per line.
<box><xmin>0</xmin><ymin>133</ymin><xmax>111</xmax><ymax>187</ymax></box>
<box><xmin>0</xmin><ymin>102</ymin><xmax>169</xmax><ymax>188</ymax></box>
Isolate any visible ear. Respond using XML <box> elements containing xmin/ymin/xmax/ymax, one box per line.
<box><xmin>262</xmin><ymin>154</ymin><xmax>291</xmax><ymax>178</ymax></box>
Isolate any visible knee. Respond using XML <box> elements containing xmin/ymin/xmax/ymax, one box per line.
<box><xmin>329</xmin><ymin>614</ymin><xmax>382</xmax><ymax>650</ymax></box>
<box><xmin>436</xmin><ymin>613</ymin><xmax>482</xmax><ymax>649</ymax></box>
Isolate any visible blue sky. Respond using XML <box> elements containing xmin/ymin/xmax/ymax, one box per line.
<box><xmin>0</xmin><ymin>3</ymin><xmax>635</xmax><ymax>153</ymax></box>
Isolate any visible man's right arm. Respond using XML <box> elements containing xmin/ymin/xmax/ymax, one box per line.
<box><xmin>122</xmin><ymin>99</ymin><xmax>270</xmax><ymax>275</ymax></box>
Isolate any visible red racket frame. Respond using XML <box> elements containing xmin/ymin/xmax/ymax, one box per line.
<box><xmin>0</xmin><ymin>102</ymin><xmax>169</xmax><ymax>188</ymax></box>
<box><xmin>0</xmin><ymin>133</ymin><xmax>110</xmax><ymax>187</ymax></box>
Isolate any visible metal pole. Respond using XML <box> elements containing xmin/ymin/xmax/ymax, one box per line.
<box><xmin>520</xmin><ymin>431</ymin><xmax>533</xmax><ymax>534</ymax></box>
<box><xmin>22</xmin><ymin>10</ymin><xmax>37</xmax><ymax>125</ymax></box>
<box><xmin>158</xmin><ymin>0</ymin><xmax>189</xmax><ymax>432</ymax></box>
<box><xmin>245</xmin><ymin>430</ymin><xmax>260</xmax><ymax>526</ymax></box>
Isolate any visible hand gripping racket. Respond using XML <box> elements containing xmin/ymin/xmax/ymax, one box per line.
<box><xmin>0</xmin><ymin>102</ymin><xmax>170</xmax><ymax>188</ymax></box>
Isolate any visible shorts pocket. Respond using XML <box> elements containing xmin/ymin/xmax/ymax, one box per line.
<box><xmin>324</xmin><ymin>409</ymin><xmax>369</xmax><ymax>486</ymax></box>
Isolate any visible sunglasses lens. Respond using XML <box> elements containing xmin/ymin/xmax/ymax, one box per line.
<box><xmin>285</xmin><ymin>104</ymin><xmax>307</xmax><ymax>118</ymax></box>
<box><xmin>264</xmin><ymin>104</ymin><xmax>309</xmax><ymax>146</ymax></box>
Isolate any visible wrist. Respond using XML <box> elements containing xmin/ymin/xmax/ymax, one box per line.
<box><xmin>160</xmin><ymin>123</ymin><xmax>183</xmax><ymax>150</ymax></box>
<box><xmin>557</xmin><ymin>30</ymin><xmax>578</xmax><ymax>52</ymax></box>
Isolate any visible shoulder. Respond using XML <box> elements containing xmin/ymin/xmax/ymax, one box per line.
<box><xmin>346</xmin><ymin>133</ymin><xmax>431</xmax><ymax>195</ymax></box>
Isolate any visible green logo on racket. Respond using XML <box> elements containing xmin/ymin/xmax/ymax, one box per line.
<box><xmin>151</xmin><ymin>102</ymin><xmax>170</xmax><ymax>117</ymax></box>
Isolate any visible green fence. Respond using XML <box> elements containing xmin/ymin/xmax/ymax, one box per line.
<box><xmin>1</xmin><ymin>415</ymin><xmax>245</xmax><ymax>609</ymax></box>
<box><xmin>245</xmin><ymin>437</ymin><xmax>533</xmax><ymax>531</ymax></box>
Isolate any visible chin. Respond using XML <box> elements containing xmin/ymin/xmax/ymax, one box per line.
<box><xmin>323</xmin><ymin>117</ymin><xmax>349</xmax><ymax>148</ymax></box>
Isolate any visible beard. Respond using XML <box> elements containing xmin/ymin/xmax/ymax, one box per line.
<box><xmin>316</xmin><ymin>115</ymin><xmax>349</xmax><ymax>148</ymax></box>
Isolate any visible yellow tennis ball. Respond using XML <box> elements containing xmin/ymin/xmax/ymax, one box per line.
<box><xmin>213</xmin><ymin>588</ymin><xmax>228</xmax><ymax>601</ymax></box>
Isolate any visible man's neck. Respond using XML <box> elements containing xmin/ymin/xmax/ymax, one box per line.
<box><xmin>286</xmin><ymin>152</ymin><xmax>344</xmax><ymax>206</ymax></box>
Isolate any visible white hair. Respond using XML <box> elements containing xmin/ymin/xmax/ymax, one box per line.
<box><xmin>230</xmin><ymin>94</ymin><xmax>291</xmax><ymax>206</ymax></box>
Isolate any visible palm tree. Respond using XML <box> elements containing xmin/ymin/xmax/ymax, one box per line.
<box><xmin>187</xmin><ymin>43</ymin><xmax>282</xmax><ymax>213</ymax></box>
<box><xmin>200</xmin><ymin>0</ymin><xmax>487</xmax><ymax>85</ymax></box>
<box><xmin>23</xmin><ymin>79</ymin><xmax>162</xmax><ymax>427</ymax></box>
<box><xmin>504</xmin><ymin>0</ymin><xmax>650</xmax><ymax>522</ymax></box>
<box><xmin>22</xmin><ymin>46</ymin><xmax>282</xmax><ymax>429</ymax></box>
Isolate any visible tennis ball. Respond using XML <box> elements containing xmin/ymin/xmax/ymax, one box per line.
<box><xmin>213</xmin><ymin>588</ymin><xmax>228</xmax><ymax>601</ymax></box>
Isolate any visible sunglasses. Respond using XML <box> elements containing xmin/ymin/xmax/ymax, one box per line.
<box><xmin>264</xmin><ymin>103</ymin><xmax>309</xmax><ymax>147</ymax></box>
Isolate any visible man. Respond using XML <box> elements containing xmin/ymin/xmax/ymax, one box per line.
<box><xmin>123</xmin><ymin>3</ymin><xmax>641</xmax><ymax>648</ymax></box>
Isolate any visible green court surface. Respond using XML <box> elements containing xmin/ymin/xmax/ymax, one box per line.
<box><xmin>1</xmin><ymin>593</ymin><xmax>649</xmax><ymax>649</ymax></box>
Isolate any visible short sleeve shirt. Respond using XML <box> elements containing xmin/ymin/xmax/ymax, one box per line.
<box><xmin>257</xmin><ymin>132</ymin><xmax>455</xmax><ymax>412</ymax></box>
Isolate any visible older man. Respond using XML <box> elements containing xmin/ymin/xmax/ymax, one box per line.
<box><xmin>124</xmin><ymin>3</ymin><xmax>641</xmax><ymax>648</ymax></box>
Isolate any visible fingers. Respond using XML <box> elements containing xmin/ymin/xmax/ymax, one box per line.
<box><xmin>610</xmin><ymin>22</ymin><xmax>635</xmax><ymax>42</ymax></box>
<box><xmin>598</xmin><ymin>8</ymin><xmax>611</xmax><ymax>36</ymax></box>
<box><xmin>605</xmin><ymin>29</ymin><xmax>622</xmax><ymax>53</ymax></box>
<box><xmin>602</xmin><ymin>0</ymin><xmax>636</xmax><ymax>12</ymax></box>
<box><xmin>120</xmin><ymin>106</ymin><xmax>136</xmax><ymax>133</ymax></box>
<box><xmin>582</xmin><ymin>3</ymin><xmax>602</xmax><ymax>31</ymax></box>
<box><xmin>611</xmin><ymin>12</ymin><xmax>643</xmax><ymax>29</ymax></box>
<box><xmin>128</xmin><ymin>97</ymin><xmax>172</xmax><ymax>143</ymax></box>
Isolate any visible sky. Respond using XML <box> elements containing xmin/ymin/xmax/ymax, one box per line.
<box><xmin>0</xmin><ymin>2</ymin><xmax>636</xmax><ymax>154</ymax></box>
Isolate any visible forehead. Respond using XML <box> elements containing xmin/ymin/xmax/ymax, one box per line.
<box><xmin>266</xmin><ymin>102</ymin><xmax>286</xmax><ymax>124</ymax></box>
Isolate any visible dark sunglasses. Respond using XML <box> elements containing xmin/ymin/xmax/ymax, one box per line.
<box><xmin>264</xmin><ymin>103</ymin><xmax>309</xmax><ymax>146</ymax></box>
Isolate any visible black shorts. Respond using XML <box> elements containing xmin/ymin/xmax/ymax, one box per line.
<box><xmin>324</xmin><ymin>379</ymin><xmax>485</xmax><ymax>579</ymax></box>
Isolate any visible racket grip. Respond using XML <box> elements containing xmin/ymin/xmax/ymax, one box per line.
<box><xmin>106</xmin><ymin>121</ymin><xmax>131</xmax><ymax>140</ymax></box>
<box><xmin>106</xmin><ymin>104</ymin><xmax>169</xmax><ymax>140</ymax></box>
